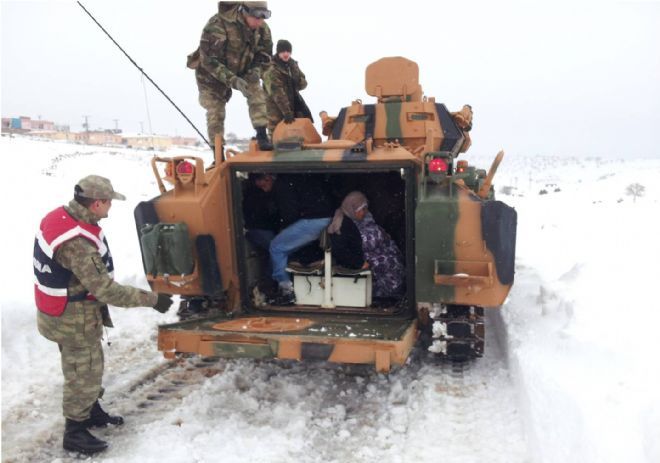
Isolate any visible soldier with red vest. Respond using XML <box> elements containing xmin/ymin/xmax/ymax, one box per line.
<box><xmin>35</xmin><ymin>175</ymin><xmax>172</xmax><ymax>455</ymax></box>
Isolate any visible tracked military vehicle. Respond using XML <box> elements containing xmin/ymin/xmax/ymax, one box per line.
<box><xmin>135</xmin><ymin>57</ymin><xmax>516</xmax><ymax>372</ymax></box>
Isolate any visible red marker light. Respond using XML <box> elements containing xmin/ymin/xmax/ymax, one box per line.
<box><xmin>456</xmin><ymin>160</ymin><xmax>468</xmax><ymax>173</ymax></box>
<box><xmin>176</xmin><ymin>161</ymin><xmax>194</xmax><ymax>175</ymax></box>
<box><xmin>429</xmin><ymin>158</ymin><xmax>448</xmax><ymax>173</ymax></box>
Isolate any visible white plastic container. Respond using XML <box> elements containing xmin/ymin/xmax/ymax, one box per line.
<box><xmin>290</xmin><ymin>271</ymin><xmax>372</xmax><ymax>308</ymax></box>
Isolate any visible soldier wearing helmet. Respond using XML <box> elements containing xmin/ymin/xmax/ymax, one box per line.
<box><xmin>188</xmin><ymin>1</ymin><xmax>274</xmax><ymax>150</ymax></box>
<box><xmin>34</xmin><ymin>175</ymin><xmax>173</xmax><ymax>455</ymax></box>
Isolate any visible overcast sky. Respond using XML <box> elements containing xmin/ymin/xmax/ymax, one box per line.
<box><xmin>2</xmin><ymin>0</ymin><xmax>659</xmax><ymax>157</ymax></box>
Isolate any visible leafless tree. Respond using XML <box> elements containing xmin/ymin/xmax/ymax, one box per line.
<box><xmin>625</xmin><ymin>183</ymin><xmax>646</xmax><ymax>203</ymax></box>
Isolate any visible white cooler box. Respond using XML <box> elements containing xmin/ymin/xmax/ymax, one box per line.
<box><xmin>291</xmin><ymin>270</ymin><xmax>372</xmax><ymax>308</ymax></box>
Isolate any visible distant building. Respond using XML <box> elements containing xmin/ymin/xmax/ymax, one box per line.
<box><xmin>2</xmin><ymin>116</ymin><xmax>55</xmax><ymax>134</ymax></box>
<box><xmin>171</xmin><ymin>136</ymin><xmax>200</xmax><ymax>147</ymax></box>
<box><xmin>2</xmin><ymin>116</ymin><xmax>30</xmax><ymax>133</ymax></box>
<box><xmin>31</xmin><ymin>119</ymin><xmax>55</xmax><ymax>131</ymax></box>
<box><xmin>122</xmin><ymin>134</ymin><xmax>172</xmax><ymax>151</ymax></box>
<box><xmin>80</xmin><ymin>130</ymin><xmax>123</xmax><ymax>145</ymax></box>
<box><xmin>2</xmin><ymin>115</ymin><xmax>202</xmax><ymax>151</ymax></box>
<box><xmin>19</xmin><ymin>116</ymin><xmax>32</xmax><ymax>130</ymax></box>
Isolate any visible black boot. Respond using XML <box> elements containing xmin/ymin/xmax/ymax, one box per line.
<box><xmin>63</xmin><ymin>418</ymin><xmax>108</xmax><ymax>455</ymax></box>
<box><xmin>255</xmin><ymin>126</ymin><xmax>273</xmax><ymax>151</ymax></box>
<box><xmin>84</xmin><ymin>400</ymin><xmax>124</xmax><ymax>428</ymax></box>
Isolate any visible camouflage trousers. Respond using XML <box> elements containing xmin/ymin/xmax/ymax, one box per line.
<box><xmin>265</xmin><ymin>97</ymin><xmax>287</xmax><ymax>134</ymax></box>
<box><xmin>37</xmin><ymin>303</ymin><xmax>105</xmax><ymax>421</ymax></box>
<box><xmin>197</xmin><ymin>80</ymin><xmax>268</xmax><ymax>146</ymax></box>
<box><xmin>59</xmin><ymin>341</ymin><xmax>104</xmax><ymax>421</ymax></box>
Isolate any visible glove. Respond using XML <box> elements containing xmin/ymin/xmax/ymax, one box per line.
<box><xmin>153</xmin><ymin>293</ymin><xmax>173</xmax><ymax>313</ymax></box>
<box><xmin>283</xmin><ymin>114</ymin><xmax>295</xmax><ymax>124</ymax></box>
<box><xmin>229</xmin><ymin>76</ymin><xmax>249</xmax><ymax>97</ymax></box>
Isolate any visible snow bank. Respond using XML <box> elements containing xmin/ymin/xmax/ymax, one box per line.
<box><xmin>2</xmin><ymin>136</ymin><xmax>659</xmax><ymax>462</ymax></box>
<box><xmin>496</xmin><ymin>154</ymin><xmax>660</xmax><ymax>463</ymax></box>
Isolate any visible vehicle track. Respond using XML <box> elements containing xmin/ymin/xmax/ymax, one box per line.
<box><xmin>3</xmin><ymin>357</ymin><xmax>225</xmax><ymax>463</ymax></box>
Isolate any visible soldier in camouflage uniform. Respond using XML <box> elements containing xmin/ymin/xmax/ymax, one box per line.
<box><xmin>188</xmin><ymin>1</ymin><xmax>274</xmax><ymax>150</ymax></box>
<box><xmin>263</xmin><ymin>39</ymin><xmax>313</xmax><ymax>133</ymax></box>
<box><xmin>34</xmin><ymin>175</ymin><xmax>173</xmax><ymax>455</ymax></box>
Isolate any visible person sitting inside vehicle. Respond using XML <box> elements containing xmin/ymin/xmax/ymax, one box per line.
<box><xmin>327</xmin><ymin>191</ymin><xmax>405</xmax><ymax>298</ymax></box>
<box><xmin>269</xmin><ymin>173</ymin><xmax>334</xmax><ymax>305</ymax></box>
<box><xmin>242</xmin><ymin>173</ymin><xmax>279</xmax><ymax>251</ymax></box>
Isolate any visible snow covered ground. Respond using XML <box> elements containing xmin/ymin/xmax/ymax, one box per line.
<box><xmin>1</xmin><ymin>135</ymin><xmax>659</xmax><ymax>462</ymax></box>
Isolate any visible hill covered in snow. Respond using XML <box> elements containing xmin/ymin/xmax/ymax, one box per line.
<box><xmin>1</xmin><ymin>135</ymin><xmax>659</xmax><ymax>462</ymax></box>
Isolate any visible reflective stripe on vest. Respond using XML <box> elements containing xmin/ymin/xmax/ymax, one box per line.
<box><xmin>33</xmin><ymin>206</ymin><xmax>114</xmax><ymax>316</ymax></box>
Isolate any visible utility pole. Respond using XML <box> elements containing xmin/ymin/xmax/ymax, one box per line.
<box><xmin>82</xmin><ymin>115</ymin><xmax>90</xmax><ymax>143</ymax></box>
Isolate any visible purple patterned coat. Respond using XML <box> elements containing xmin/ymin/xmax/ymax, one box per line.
<box><xmin>354</xmin><ymin>213</ymin><xmax>405</xmax><ymax>298</ymax></box>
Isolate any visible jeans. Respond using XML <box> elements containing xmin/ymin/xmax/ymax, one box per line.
<box><xmin>270</xmin><ymin>218</ymin><xmax>331</xmax><ymax>283</ymax></box>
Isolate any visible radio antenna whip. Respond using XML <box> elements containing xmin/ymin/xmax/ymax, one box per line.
<box><xmin>77</xmin><ymin>1</ymin><xmax>211</xmax><ymax>148</ymax></box>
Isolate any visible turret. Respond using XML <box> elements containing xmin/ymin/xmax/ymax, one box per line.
<box><xmin>322</xmin><ymin>57</ymin><xmax>472</xmax><ymax>159</ymax></box>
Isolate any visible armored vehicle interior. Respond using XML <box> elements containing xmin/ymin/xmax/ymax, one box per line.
<box><xmin>233</xmin><ymin>167</ymin><xmax>416</xmax><ymax>316</ymax></box>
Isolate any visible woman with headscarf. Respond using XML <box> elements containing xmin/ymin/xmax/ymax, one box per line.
<box><xmin>327</xmin><ymin>191</ymin><xmax>405</xmax><ymax>298</ymax></box>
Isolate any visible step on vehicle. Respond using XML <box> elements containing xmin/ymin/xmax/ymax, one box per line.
<box><xmin>134</xmin><ymin>57</ymin><xmax>517</xmax><ymax>372</ymax></box>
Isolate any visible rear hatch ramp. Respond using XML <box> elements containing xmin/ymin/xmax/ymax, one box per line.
<box><xmin>158</xmin><ymin>314</ymin><xmax>418</xmax><ymax>373</ymax></box>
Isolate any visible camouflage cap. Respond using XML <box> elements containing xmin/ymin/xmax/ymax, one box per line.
<box><xmin>76</xmin><ymin>175</ymin><xmax>126</xmax><ymax>201</ymax></box>
<box><xmin>242</xmin><ymin>1</ymin><xmax>270</xmax><ymax>19</ymax></box>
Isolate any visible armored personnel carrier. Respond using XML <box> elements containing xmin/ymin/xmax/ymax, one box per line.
<box><xmin>135</xmin><ymin>57</ymin><xmax>517</xmax><ymax>372</ymax></box>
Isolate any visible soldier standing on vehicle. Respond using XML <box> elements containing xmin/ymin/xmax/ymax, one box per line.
<box><xmin>188</xmin><ymin>1</ymin><xmax>274</xmax><ymax>150</ymax></box>
<box><xmin>34</xmin><ymin>175</ymin><xmax>173</xmax><ymax>455</ymax></box>
<box><xmin>263</xmin><ymin>39</ymin><xmax>313</xmax><ymax>133</ymax></box>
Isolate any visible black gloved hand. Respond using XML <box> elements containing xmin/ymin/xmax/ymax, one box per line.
<box><xmin>153</xmin><ymin>293</ymin><xmax>173</xmax><ymax>313</ymax></box>
<box><xmin>283</xmin><ymin>114</ymin><xmax>295</xmax><ymax>124</ymax></box>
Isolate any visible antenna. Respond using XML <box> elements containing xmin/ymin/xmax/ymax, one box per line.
<box><xmin>77</xmin><ymin>2</ymin><xmax>210</xmax><ymax>148</ymax></box>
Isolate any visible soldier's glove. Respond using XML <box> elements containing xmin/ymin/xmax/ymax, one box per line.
<box><xmin>283</xmin><ymin>114</ymin><xmax>295</xmax><ymax>124</ymax></box>
<box><xmin>229</xmin><ymin>76</ymin><xmax>249</xmax><ymax>97</ymax></box>
<box><xmin>153</xmin><ymin>293</ymin><xmax>173</xmax><ymax>313</ymax></box>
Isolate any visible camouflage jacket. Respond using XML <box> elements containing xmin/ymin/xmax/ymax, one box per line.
<box><xmin>194</xmin><ymin>4</ymin><xmax>273</xmax><ymax>88</ymax></box>
<box><xmin>263</xmin><ymin>56</ymin><xmax>308</xmax><ymax>118</ymax></box>
<box><xmin>37</xmin><ymin>200</ymin><xmax>157</xmax><ymax>346</ymax></box>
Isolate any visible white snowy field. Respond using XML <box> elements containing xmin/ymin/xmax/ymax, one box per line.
<box><xmin>1</xmin><ymin>135</ymin><xmax>659</xmax><ymax>463</ymax></box>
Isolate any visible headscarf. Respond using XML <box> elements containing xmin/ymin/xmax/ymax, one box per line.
<box><xmin>327</xmin><ymin>191</ymin><xmax>368</xmax><ymax>234</ymax></box>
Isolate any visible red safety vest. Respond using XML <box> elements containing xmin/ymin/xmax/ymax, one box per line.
<box><xmin>33</xmin><ymin>206</ymin><xmax>114</xmax><ymax>316</ymax></box>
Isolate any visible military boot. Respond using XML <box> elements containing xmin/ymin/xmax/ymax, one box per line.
<box><xmin>84</xmin><ymin>400</ymin><xmax>124</xmax><ymax>428</ymax></box>
<box><xmin>255</xmin><ymin>126</ymin><xmax>273</xmax><ymax>151</ymax></box>
<box><xmin>63</xmin><ymin>418</ymin><xmax>108</xmax><ymax>455</ymax></box>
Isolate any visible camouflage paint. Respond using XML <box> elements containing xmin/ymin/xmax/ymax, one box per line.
<box><xmin>158</xmin><ymin>314</ymin><xmax>418</xmax><ymax>372</ymax></box>
<box><xmin>384</xmin><ymin>102</ymin><xmax>403</xmax><ymax>140</ymax></box>
<box><xmin>415</xmin><ymin>185</ymin><xmax>458</xmax><ymax>303</ymax></box>
<box><xmin>140</xmin><ymin>57</ymin><xmax>516</xmax><ymax>370</ymax></box>
<box><xmin>415</xmin><ymin>181</ymin><xmax>514</xmax><ymax>307</ymax></box>
<box><xmin>273</xmin><ymin>148</ymin><xmax>327</xmax><ymax>162</ymax></box>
